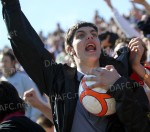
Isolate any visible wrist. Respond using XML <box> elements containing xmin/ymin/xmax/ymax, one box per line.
<box><xmin>132</xmin><ymin>64</ymin><xmax>148</xmax><ymax>81</ymax></box>
<box><xmin>108</xmin><ymin>75</ymin><xmax>121</xmax><ymax>91</ymax></box>
<box><xmin>142</xmin><ymin>0</ymin><xmax>148</xmax><ymax>6</ymax></box>
<box><xmin>131</xmin><ymin>63</ymin><xmax>141</xmax><ymax>71</ymax></box>
<box><xmin>35</xmin><ymin>100</ymin><xmax>46</xmax><ymax>109</ymax></box>
<box><xmin>105</xmin><ymin>1</ymin><xmax>114</xmax><ymax>10</ymax></box>
<box><xmin>114</xmin><ymin>74</ymin><xmax>121</xmax><ymax>84</ymax></box>
<box><xmin>132</xmin><ymin>64</ymin><xmax>143</xmax><ymax>75</ymax></box>
<box><xmin>108</xmin><ymin>4</ymin><xmax>113</xmax><ymax>10</ymax></box>
<box><xmin>143</xmin><ymin>68</ymin><xmax>149</xmax><ymax>82</ymax></box>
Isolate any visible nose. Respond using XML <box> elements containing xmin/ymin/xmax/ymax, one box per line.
<box><xmin>87</xmin><ymin>35</ymin><xmax>93</xmax><ymax>40</ymax></box>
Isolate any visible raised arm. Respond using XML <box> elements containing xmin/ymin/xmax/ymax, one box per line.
<box><xmin>24</xmin><ymin>89</ymin><xmax>53</xmax><ymax>123</ymax></box>
<box><xmin>131</xmin><ymin>0</ymin><xmax>150</xmax><ymax>14</ymax></box>
<box><xmin>1</xmin><ymin>0</ymin><xmax>60</xmax><ymax>95</ymax></box>
<box><xmin>104</xmin><ymin>0</ymin><xmax>140</xmax><ymax>37</ymax></box>
<box><xmin>129</xmin><ymin>38</ymin><xmax>150</xmax><ymax>88</ymax></box>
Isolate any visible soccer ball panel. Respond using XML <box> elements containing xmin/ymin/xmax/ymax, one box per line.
<box><xmin>79</xmin><ymin>75</ymin><xmax>116</xmax><ymax>116</ymax></box>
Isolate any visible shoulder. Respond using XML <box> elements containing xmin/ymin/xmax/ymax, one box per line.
<box><xmin>15</xmin><ymin>72</ymin><xmax>30</xmax><ymax>80</ymax></box>
<box><xmin>0</xmin><ymin>120</ymin><xmax>17</xmax><ymax>131</ymax></box>
<box><xmin>0</xmin><ymin>116</ymin><xmax>45</xmax><ymax>132</ymax></box>
<box><xmin>62</xmin><ymin>64</ymin><xmax>76</xmax><ymax>76</ymax></box>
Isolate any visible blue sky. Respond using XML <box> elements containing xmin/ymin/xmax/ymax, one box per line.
<box><xmin>0</xmin><ymin>0</ymin><xmax>149</xmax><ymax>49</ymax></box>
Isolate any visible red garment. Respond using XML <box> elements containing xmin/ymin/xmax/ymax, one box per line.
<box><xmin>130</xmin><ymin>66</ymin><xmax>150</xmax><ymax>85</ymax></box>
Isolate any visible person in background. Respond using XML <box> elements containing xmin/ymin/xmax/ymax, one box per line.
<box><xmin>98</xmin><ymin>31</ymin><xmax>119</xmax><ymax>57</ymax></box>
<box><xmin>0</xmin><ymin>81</ymin><xmax>45</xmax><ymax>132</ymax></box>
<box><xmin>131</xmin><ymin>0</ymin><xmax>150</xmax><ymax>14</ymax></box>
<box><xmin>0</xmin><ymin>50</ymin><xmax>42</xmax><ymax>121</ymax></box>
<box><xmin>113</xmin><ymin>38</ymin><xmax>150</xmax><ymax>103</ymax></box>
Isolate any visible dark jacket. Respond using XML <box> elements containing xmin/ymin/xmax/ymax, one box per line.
<box><xmin>0</xmin><ymin>116</ymin><xmax>45</xmax><ymax>132</ymax></box>
<box><xmin>1</xmin><ymin>0</ymin><xmax>150</xmax><ymax>132</ymax></box>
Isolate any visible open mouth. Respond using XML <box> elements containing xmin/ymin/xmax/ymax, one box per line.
<box><xmin>85</xmin><ymin>44</ymin><xmax>96</xmax><ymax>52</ymax></box>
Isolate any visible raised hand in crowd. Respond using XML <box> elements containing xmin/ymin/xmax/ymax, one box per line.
<box><xmin>131</xmin><ymin>0</ymin><xmax>147</xmax><ymax>4</ymax></box>
<box><xmin>131</xmin><ymin>0</ymin><xmax>150</xmax><ymax>13</ymax></box>
<box><xmin>104</xmin><ymin>0</ymin><xmax>140</xmax><ymax>37</ymax></box>
<box><xmin>129</xmin><ymin>38</ymin><xmax>144</xmax><ymax>67</ymax></box>
<box><xmin>24</xmin><ymin>89</ymin><xmax>53</xmax><ymax>123</ymax></box>
<box><xmin>128</xmin><ymin>38</ymin><xmax>150</xmax><ymax>88</ymax></box>
<box><xmin>104</xmin><ymin>0</ymin><xmax>113</xmax><ymax>10</ymax></box>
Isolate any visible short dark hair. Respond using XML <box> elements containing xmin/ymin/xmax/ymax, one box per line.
<box><xmin>64</xmin><ymin>22</ymin><xmax>98</xmax><ymax>67</ymax></box>
<box><xmin>98</xmin><ymin>31</ymin><xmax>119</xmax><ymax>48</ymax></box>
<box><xmin>0</xmin><ymin>81</ymin><xmax>26</xmax><ymax>120</ymax></box>
<box><xmin>65</xmin><ymin>22</ymin><xmax>98</xmax><ymax>47</ymax></box>
<box><xmin>3</xmin><ymin>50</ymin><xmax>16</xmax><ymax>61</ymax></box>
<box><xmin>137</xmin><ymin>15</ymin><xmax>150</xmax><ymax>38</ymax></box>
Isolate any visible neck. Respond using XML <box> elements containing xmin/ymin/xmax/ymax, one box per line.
<box><xmin>77</xmin><ymin>60</ymin><xmax>100</xmax><ymax>74</ymax></box>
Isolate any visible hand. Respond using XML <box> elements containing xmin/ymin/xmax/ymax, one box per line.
<box><xmin>23</xmin><ymin>88</ymin><xmax>44</xmax><ymax>109</ymax></box>
<box><xmin>104</xmin><ymin>0</ymin><xmax>114</xmax><ymax>9</ymax></box>
<box><xmin>84</xmin><ymin>65</ymin><xmax>121</xmax><ymax>90</ymax></box>
<box><xmin>128</xmin><ymin>38</ymin><xmax>145</xmax><ymax>68</ymax></box>
<box><xmin>130</xmin><ymin>0</ymin><xmax>146</xmax><ymax>5</ymax></box>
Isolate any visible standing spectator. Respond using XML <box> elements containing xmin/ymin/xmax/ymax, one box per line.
<box><xmin>1</xmin><ymin>0</ymin><xmax>150</xmax><ymax>132</ymax></box>
<box><xmin>0</xmin><ymin>50</ymin><xmax>42</xmax><ymax>121</ymax></box>
<box><xmin>98</xmin><ymin>31</ymin><xmax>119</xmax><ymax>57</ymax></box>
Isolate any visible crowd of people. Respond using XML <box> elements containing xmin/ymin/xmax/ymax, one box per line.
<box><xmin>0</xmin><ymin>0</ymin><xmax>150</xmax><ymax>132</ymax></box>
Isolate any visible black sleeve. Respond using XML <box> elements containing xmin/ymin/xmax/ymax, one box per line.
<box><xmin>1</xmin><ymin>0</ymin><xmax>61</xmax><ymax>95</ymax></box>
<box><xmin>100</xmin><ymin>47</ymin><xmax>131</xmax><ymax>78</ymax></box>
<box><xmin>107</xmin><ymin>77</ymin><xmax>150</xmax><ymax>132</ymax></box>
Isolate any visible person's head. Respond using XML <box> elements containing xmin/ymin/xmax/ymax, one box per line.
<box><xmin>36</xmin><ymin>115</ymin><xmax>54</xmax><ymax>132</ymax></box>
<box><xmin>65</xmin><ymin>22</ymin><xmax>101</xmax><ymax>68</ymax></box>
<box><xmin>98</xmin><ymin>31</ymin><xmax>119</xmax><ymax>49</ymax></box>
<box><xmin>114</xmin><ymin>38</ymin><xmax>147</xmax><ymax>64</ymax></box>
<box><xmin>1</xmin><ymin>51</ymin><xmax>16</xmax><ymax>76</ymax></box>
<box><xmin>137</xmin><ymin>15</ymin><xmax>150</xmax><ymax>38</ymax></box>
<box><xmin>113</xmin><ymin>38</ymin><xmax>131</xmax><ymax>58</ymax></box>
<box><xmin>0</xmin><ymin>81</ymin><xmax>26</xmax><ymax>121</ymax></box>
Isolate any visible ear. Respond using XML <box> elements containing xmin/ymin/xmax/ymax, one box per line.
<box><xmin>66</xmin><ymin>45</ymin><xmax>76</xmax><ymax>56</ymax></box>
<box><xmin>66</xmin><ymin>45</ymin><xmax>72</xmax><ymax>54</ymax></box>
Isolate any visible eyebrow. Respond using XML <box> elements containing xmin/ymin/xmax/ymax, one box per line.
<box><xmin>76</xmin><ymin>29</ymin><xmax>97</xmax><ymax>34</ymax></box>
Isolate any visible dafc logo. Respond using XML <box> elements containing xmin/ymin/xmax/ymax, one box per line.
<box><xmin>44</xmin><ymin>60</ymin><xmax>57</xmax><ymax>67</ymax></box>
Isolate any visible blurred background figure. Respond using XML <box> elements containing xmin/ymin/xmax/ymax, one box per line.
<box><xmin>99</xmin><ymin>31</ymin><xmax>119</xmax><ymax>57</ymax></box>
<box><xmin>0</xmin><ymin>81</ymin><xmax>45</xmax><ymax>132</ymax></box>
<box><xmin>0</xmin><ymin>49</ymin><xmax>43</xmax><ymax>122</ymax></box>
